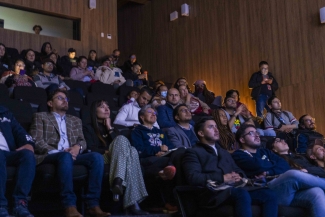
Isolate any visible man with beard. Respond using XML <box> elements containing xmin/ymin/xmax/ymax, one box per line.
<box><xmin>30</xmin><ymin>89</ymin><xmax>109</xmax><ymax>217</ymax></box>
<box><xmin>182</xmin><ymin>118</ymin><xmax>278</xmax><ymax>217</ymax></box>
<box><xmin>295</xmin><ymin>114</ymin><xmax>324</xmax><ymax>154</ymax></box>
<box><xmin>232</xmin><ymin>124</ymin><xmax>325</xmax><ymax>217</ymax></box>
<box><xmin>114</xmin><ymin>87</ymin><xmax>159</xmax><ymax>127</ymax></box>
<box><xmin>306</xmin><ymin>139</ymin><xmax>325</xmax><ymax>168</ymax></box>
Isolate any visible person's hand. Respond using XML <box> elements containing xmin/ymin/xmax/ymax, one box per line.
<box><xmin>104</xmin><ymin>118</ymin><xmax>112</xmax><ymax>131</ymax></box>
<box><xmin>300</xmin><ymin>169</ymin><xmax>308</xmax><ymax>173</ymax></box>
<box><xmin>16</xmin><ymin>144</ymin><xmax>34</xmax><ymax>153</ymax></box>
<box><xmin>255</xmin><ymin>172</ymin><xmax>266</xmax><ymax>179</ymax></box>
<box><xmin>113</xmin><ymin>80</ymin><xmax>120</xmax><ymax>84</ymax></box>
<box><xmin>138</xmin><ymin>74</ymin><xmax>146</xmax><ymax>79</ymax></box>
<box><xmin>160</xmin><ymin>145</ymin><xmax>168</xmax><ymax>152</ymax></box>
<box><xmin>59</xmin><ymin>75</ymin><xmax>65</xmax><ymax>80</ymax></box>
<box><xmin>186</xmin><ymin>93</ymin><xmax>192</xmax><ymax>102</ymax></box>
<box><xmin>235</xmin><ymin>104</ymin><xmax>245</xmax><ymax>116</ymax></box>
<box><xmin>65</xmin><ymin>145</ymin><xmax>80</xmax><ymax>160</ymax></box>
<box><xmin>223</xmin><ymin>172</ymin><xmax>241</xmax><ymax>183</ymax></box>
<box><xmin>52</xmin><ymin>49</ymin><xmax>58</xmax><ymax>54</ymax></box>
<box><xmin>267</xmin><ymin>78</ymin><xmax>273</xmax><ymax>84</ymax></box>
<box><xmin>59</xmin><ymin>87</ymin><xmax>67</xmax><ymax>91</ymax></box>
<box><xmin>203</xmin><ymin>107</ymin><xmax>209</xmax><ymax>114</ymax></box>
<box><xmin>155</xmin><ymin>151</ymin><xmax>165</xmax><ymax>157</ymax></box>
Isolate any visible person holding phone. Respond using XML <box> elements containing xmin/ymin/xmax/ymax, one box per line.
<box><xmin>0</xmin><ymin>59</ymin><xmax>36</xmax><ymax>95</ymax></box>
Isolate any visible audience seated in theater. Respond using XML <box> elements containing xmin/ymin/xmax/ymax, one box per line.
<box><xmin>192</xmin><ymin>80</ymin><xmax>215</xmax><ymax>105</ymax></box>
<box><xmin>82</xmin><ymin>100</ymin><xmax>148</xmax><ymax>215</ymax></box>
<box><xmin>47</xmin><ymin>52</ymin><xmax>66</xmax><ymax>78</ymax></box>
<box><xmin>122</xmin><ymin>54</ymin><xmax>139</xmax><ymax>73</ymax></box>
<box><xmin>182</xmin><ymin>118</ymin><xmax>278</xmax><ymax>217</ymax></box>
<box><xmin>267</xmin><ymin>135</ymin><xmax>325</xmax><ymax>178</ymax></box>
<box><xmin>306</xmin><ymin>139</ymin><xmax>325</xmax><ymax>169</ymax></box>
<box><xmin>33</xmin><ymin>58</ymin><xmax>70</xmax><ymax>92</ymax></box>
<box><xmin>122</xmin><ymin>63</ymin><xmax>147</xmax><ymax>87</ymax></box>
<box><xmin>151</xmin><ymin>84</ymin><xmax>167</xmax><ymax>108</ymax></box>
<box><xmin>166</xmin><ymin>104</ymin><xmax>198</xmax><ymax>148</ymax></box>
<box><xmin>112</xmin><ymin>49</ymin><xmax>121</xmax><ymax>67</ymax></box>
<box><xmin>70</xmin><ymin>56</ymin><xmax>98</xmax><ymax>82</ymax></box>
<box><xmin>264</xmin><ymin>96</ymin><xmax>298</xmax><ymax>134</ymax></box>
<box><xmin>1</xmin><ymin>59</ymin><xmax>36</xmax><ymax>95</ymax></box>
<box><xmin>95</xmin><ymin>58</ymin><xmax>126</xmax><ymax>87</ymax></box>
<box><xmin>61</xmin><ymin>48</ymin><xmax>78</xmax><ymax>75</ymax></box>
<box><xmin>223</xmin><ymin>95</ymin><xmax>275</xmax><ymax>136</ymax></box>
<box><xmin>173</xmin><ymin>77</ymin><xmax>192</xmax><ymax>93</ymax></box>
<box><xmin>114</xmin><ymin>87</ymin><xmax>158</xmax><ymax>127</ymax></box>
<box><xmin>87</xmin><ymin>50</ymin><xmax>100</xmax><ymax>72</ymax></box>
<box><xmin>23</xmin><ymin>49</ymin><xmax>42</xmax><ymax>77</ymax></box>
<box><xmin>0</xmin><ymin>106</ymin><xmax>36</xmax><ymax>217</ymax></box>
<box><xmin>178</xmin><ymin>84</ymin><xmax>210</xmax><ymax>115</ymax></box>
<box><xmin>131</xmin><ymin>105</ymin><xmax>183</xmax><ymax>212</ymax></box>
<box><xmin>232</xmin><ymin>124</ymin><xmax>325</xmax><ymax>216</ymax></box>
<box><xmin>156</xmin><ymin>88</ymin><xmax>183</xmax><ymax>129</ymax></box>
<box><xmin>295</xmin><ymin>114</ymin><xmax>324</xmax><ymax>154</ymax></box>
<box><xmin>29</xmin><ymin>89</ymin><xmax>110</xmax><ymax>217</ymax></box>
<box><xmin>0</xmin><ymin>43</ymin><xmax>11</xmax><ymax>75</ymax></box>
<box><xmin>248</xmin><ymin>61</ymin><xmax>278</xmax><ymax>118</ymax></box>
<box><xmin>40</xmin><ymin>42</ymin><xmax>58</xmax><ymax>62</ymax></box>
<box><xmin>211</xmin><ymin>108</ymin><xmax>239</xmax><ymax>152</ymax></box>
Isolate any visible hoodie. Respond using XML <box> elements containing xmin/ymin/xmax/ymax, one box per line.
<box><xmin>131</xmin><ymin>125</ymin><xmax>175</xmax><ymax>158</ymax></box>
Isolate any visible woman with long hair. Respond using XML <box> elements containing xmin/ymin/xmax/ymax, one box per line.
<box><xmin>173</xmin><ymin>77</ymin><xmax>192</xmax><ymax>93</ymax></box>
<box><xmin>212</xmin><ymin>108</ymin><xmax>239</xmax><ymax>152</ymax></box>
<box><xmin>193</xmin><ymin>80</ymin><xmax>215</xmax><ymax>104</ymax></box>
<box><xmin>83</xmin><ymin>100</ymin><xmax>148</xmax><ymax>215</ymax></box>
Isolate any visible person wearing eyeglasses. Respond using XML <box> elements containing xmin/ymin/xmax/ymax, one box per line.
<box><xmin>29</xmin><ymin>89</ymin><xmax>110</xmax><ymax>217</ymax></box>
<box><xmin>33</xmin><ymin>58</ymin><xmax>70</xmax><ymax>93</ymax></box>
<box><xmin>232</xmin><ymin>124</ymin><xmax>325</xmax><ymax>217</ymax></box>
<box><xmin>294</xmin><ymin>114</ymin><xmax>324</xmax><ymax>154</ymax></box>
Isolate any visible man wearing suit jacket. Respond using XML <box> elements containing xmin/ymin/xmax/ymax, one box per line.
<box><xmin>29</xmin><ymin>89</ymin><xmax>109</xmax><ymax>217</ymax></box>
<box><xmin>166</xmin><ymin>104</ymin><xmax>198</xmax><ymax>148</ymax></box>
<box><xmin>182</xmin><ymin>118</ymin><xmax>277</xmax><ymax>217</ymax></box>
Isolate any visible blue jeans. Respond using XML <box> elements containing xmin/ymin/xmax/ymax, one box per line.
<box><xmin>255</xmin><ymin>94</ymin><xmax>271</xmax><ymax>118</ymax></box>
<box><xmin>40</xmin><ymin>152</ymin><xmax>104</xmax><ymax>208</ymax></box>
<box><xmin>268</xmin><ymin>170</ymin><xmax>325</xmax><ymax>216</ymax></box>
<box><xmin>221</xmin><ymin>187</ymin><xmax>278</xmax><ymax>217</ymax></box>
<box><xmin>0</xmin><ymin>150</ymin><xmax>36</xmax><ymax>206</ymax></box>
<box><xmin>256</xmin><ymin>128</ymin><xmax>276</xmax><ymax>137</ymax></box>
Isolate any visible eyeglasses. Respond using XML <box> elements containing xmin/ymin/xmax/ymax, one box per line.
<box><xmin>242</xmin><ymin>131</ymin><xmax>260</xmax><ymax>137</ymax></box>
<box><xmin>226</xmin><ymin>99</ymin><xmax>236</xmax><ymax>103</ymax></box>
<box><xmin>179</xmin><ymin>108</ymin><xmax>191</xmax><ymax>113</ymax></box>
<box><xmin>54</xmin><ymin>96</ymin><xmax>69</xmax><ymax>102</ymax></box>
<box><xmin>146</xmin><ymin>110</ymin><xmax>157</xmax><ymax>115</ymax></box>
<box><xmin>45</xmin><ymin>62</ymin><xmax>54</xmax><ymax>66</ymax></box>
<box><xmin>16</xmin><ymin>64</ymin><xmax>25</xmax><ymax>67</ymax></box>
<box><xmin>304</xmin><ymin>118</ymin><xmax>315</xmax><ymax>123</ymax></box>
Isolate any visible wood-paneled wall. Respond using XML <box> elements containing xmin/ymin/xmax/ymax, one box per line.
<box><xmin>0</xmin><ymin>0</ymin><xmax>117</xmax><ymax>58</ymax></box>
<box><xmin>118</xmin><ymin>0</ymin><xmax>325</xmax><ymax>134</ymax></box>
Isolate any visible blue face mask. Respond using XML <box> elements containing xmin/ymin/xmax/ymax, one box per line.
<box><xmin>160</xmin><ymin>91</ymin><xmax>167</xmax><ymax>98</ymax></box>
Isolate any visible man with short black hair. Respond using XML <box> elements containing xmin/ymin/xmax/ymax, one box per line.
<box><xmin>0</xmin><ymin>106</ymin><xmax>35</xmax><ymax>217</ymax></box>
<box><xmin>122</xmin><ymin>63</ymin><xmax>147</xmax><ymax>87</ymax></box>
<box><xmin>30</xmin><ymin>89</ymin><xmax>109</xmax><ymax>217</ymax></box>
<box><xmin>114</xmin><ymin>87</ymin><xmax>158</xmax><ymax>127</ymax></box>
<box><xmin>248</xmin><ymin>61</ymin><xmax>278</xmax><ymax>118</ymax></box>
<box><xmin>166</xmin><ymin>104</ymin><xmax>198</xmax><ymax>148</ymax></box>
<box><xmin>232</xmin><ymin>124</ymin><xmax>325</xmax><ymax>216</ymax></box>
<box><xmin>295</xmin><ymin>114</ymin><xmax>324</xmax><ymax>154</ymax></box>
<box><xmin>306</xmin><ymin>139</ymin><xmax>325</xmax><ymax>168</ymax></box>
<box><xmin>182</xmin><ymin>118</ymin><xmax>278</xmax><ymax>217</ymax></box>
<box><xmin>264</xmin><ymin>96</ymin><xmax>298</xmax><ymax>133</ymax></box>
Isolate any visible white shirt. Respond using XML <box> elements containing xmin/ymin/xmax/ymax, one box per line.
<box><xmin>0</xmin><ymin>131</ymin><xmax>9</xmax><ymax>151</ymax></box>
<box><xmin>209</xmin><ymin>144</ymin><xmax>218</xmax><ymax>156</ymax></box>
<box><xmin>52</xmin><ymin>112</ymin><xmax>70</xmax><ymax>150</ymax></box>
<box><xmin>114</xmin><ymin>101</ymin><xmax>159</xmax><ymax>128</ymax></box>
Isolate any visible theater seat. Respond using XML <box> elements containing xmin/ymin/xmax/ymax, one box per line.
<box><xmin>0</xmin><ymin>84</ymin><xmax>9</xmax><ymax>101</ymax></box>
<box><xmin>13</xmin><ymin>86</ymin><xmax>47</xmax><ymax>112</ymax></box>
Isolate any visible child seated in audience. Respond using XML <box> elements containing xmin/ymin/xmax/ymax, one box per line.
<box><xmin>0</xmin><ymin>59</ymin><xmax>36</xmax><ymax>95</ymax></box>
<box><xmin>124</xmin><ymin>89</ymin><xmax>139</xmax><ymax>105</ymax></box>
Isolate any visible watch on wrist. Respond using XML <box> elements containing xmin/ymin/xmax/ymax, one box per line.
<box><xmin>75</xmin><ymin>144</ymin><xmax>82</xmax><ymax>154</ymax></box>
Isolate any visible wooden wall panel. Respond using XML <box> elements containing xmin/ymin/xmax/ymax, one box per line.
<box><xmin>118</xmin><ymin>0</ymin><xmax>325</xmax><ymax>134</ymax></box>
<box><xmin>0</xmin><ymin>0</ymin><xmax>117</xmax><ymax>58</ymax></box>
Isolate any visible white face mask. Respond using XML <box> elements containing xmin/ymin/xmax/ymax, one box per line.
<box><xmin>160</xmin><ymin>91</ymin><xmax>167</xmax><ymax>98</ymax></box>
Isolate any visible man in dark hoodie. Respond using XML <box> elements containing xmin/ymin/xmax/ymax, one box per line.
<box><xmin>182</xmin><ymin>118</ymin><xmax>277</xmax><ymax>217</ymax></box>
<box><xmin>131</xmin><ymin>105</ymin><xmax>176</xmax><ymax>180</ymax></box>
<box><xmin>232</xmin><ymin>124</ymin><xmax>325</xmax><ymax>216</ymax></box>
<box><xmin>295</xmin><ymin>114</ymin><xmax>324</xmax><ymax>154</ymax></box>
<box><xmin>0</xmin><ymin>106</ymin><xmax>36</xmax><ymax>217</ymax></box>
<box><xmin>248</xmin><ymin>61</ymin><xmax>278</xmax><ymax>118</ymax></box>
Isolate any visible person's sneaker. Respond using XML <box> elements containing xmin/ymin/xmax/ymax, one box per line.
<box><xmin>0</xmin><ymin>207</ymin><xmax>9</xmax><ymax>217</ymax></box>
<box><xmin>158</xmin><ymin>166</ymin><xmax>176</xmax><ymax>180</ymax></box>
<box><xmin>13</xmin><ymin>200</ymin><xmax>34</xmax><ymax>217</ymax></box>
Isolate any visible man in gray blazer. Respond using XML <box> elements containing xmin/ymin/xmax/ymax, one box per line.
<box><xmin>166</xmin><ymin>104</ymin><xmax>198</xmax><ymax>148</ymax></box>
<box><xmin>30</xmin><ymin>89</ymin><xmax>109</xmax><ymax>217</ymax></box>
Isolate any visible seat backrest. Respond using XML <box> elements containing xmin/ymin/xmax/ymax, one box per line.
<box><xmin>13</xmin><ymin>86</ymin><xmax>47</xmax><ymax>105</ymax></box>
<box><xmin>80</xmin><ymin>105</ymin><xmax>91</xmax><ymax>125</ymax></box>
<box><xmin>89</xmin><ymin>82</ymin><xmax>116</xmax><ymax>96</ymax></box>
<box><xmin>68</xmin><ymin>90</ymin><xmax>84</xmax><ymax>108</ymax></box>
<box><xmin>0</xmin><ymin>84</ymin><xmax>9</xmax><ymax>101</ymax></box>
<box><xmin>63</xmin><ymin>80</ymin><xmax>90</xmax><ymax>97</ymax></box>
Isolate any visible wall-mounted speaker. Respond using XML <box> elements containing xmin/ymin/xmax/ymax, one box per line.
<box><xmin>89</xmin><ymin>0</ymin><xmax>96</xmax><ymax>9</ymax></box>
<box><xmin>181</xmin><ymin>3</ymin><xmax>189</xmax><ymax>16</ymax></box>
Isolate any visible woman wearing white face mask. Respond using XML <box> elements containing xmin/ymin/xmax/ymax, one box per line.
<box><xmin>178</xmin><ymin>84</ymin><xmax>210</xmax><ymax>115</ymax></box>
<box><xmin>151</xmin><ymin>85</ymin><xmax>168</xmax><ymax>108</ymax></box>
